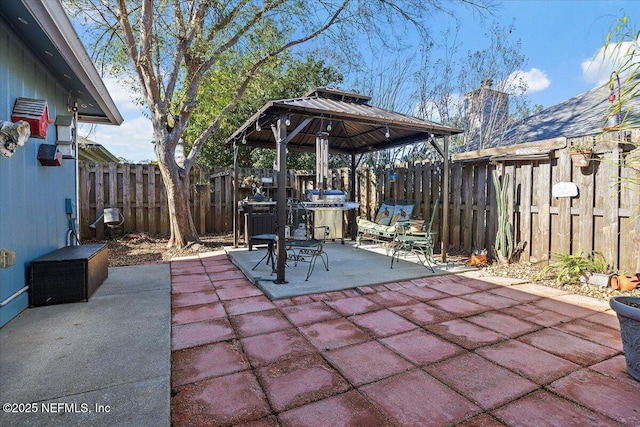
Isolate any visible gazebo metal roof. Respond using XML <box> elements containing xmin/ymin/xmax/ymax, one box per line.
<box><xmin>227</xmin><ymin>87</ymin><xmax>462</xmax><ymax>155</ymax></box>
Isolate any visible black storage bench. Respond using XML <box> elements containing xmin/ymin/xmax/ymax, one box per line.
<box><xmin>29</xmin><ymin>244</ymin><xmax>108</xmax><ymax>307</ymax></box>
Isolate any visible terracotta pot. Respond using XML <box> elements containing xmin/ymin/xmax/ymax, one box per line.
<box><xmin>612</xmin><ymin>275</ymin><xmax>640</xmax><ymax>291</ymax></box>
<box><xmin>570</xmin><ymin>149</ymin><xmax>592</xmax><ymax>167</ymax></box>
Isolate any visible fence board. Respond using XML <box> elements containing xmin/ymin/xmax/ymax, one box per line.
<box><xmin>519</xmin><ymin>163</ymin><xmax>532</xmax><ymax>262</ymax></box>
<box><xmin>78</xmin><ymin>147</ymin><xmax>639</xmax><ymax>273</ymax></box>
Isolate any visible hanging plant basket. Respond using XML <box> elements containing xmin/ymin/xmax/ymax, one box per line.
<box><xmin>570</xmin><ymin>149</ymin><xmax>592</xmax><ymax>167</ymax></box>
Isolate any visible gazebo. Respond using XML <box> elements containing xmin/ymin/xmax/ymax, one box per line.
<box><xmin>227</xmin><ymin>87</ymin><xmax>463</xmax><ymax>283</ymax></box>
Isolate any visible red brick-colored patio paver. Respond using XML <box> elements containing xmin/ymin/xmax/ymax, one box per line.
<box><xmin>548</xmin><ymin>369</ymin><xmax>640</xmax><ymax>425</ymax></box>
<box><xmin>426</xmin><ymin>353</ymin><xmax>537</xmax><ymax>410</ymax></box>
<box><xmin>241</xmin><ymin>328</ymin><xmax>316</xmax><ymax>367</ymax></box>
<box><xmin>427</xmin><ymin>318</ymin><xmax>507</xmax><ymax>349</ymax></box>
<box><xmin>379</xmin><ymin>328</ymin><xmax>463</xmax><ymax>365</ymax></box>
<box><xmin>171</xmin><ymin>290</ymin><xmax>219</xmax><ymax>308</ymax></box>
<box><xmin>230</xmin><ymin>309</ymin><xmax>292</xmax><ymax>337</ymax></box>
<box><xmin>172</xmin><ymin>302</ymin><xmax>227</xmax><ymax>324</ymax></box>
<box><xmin>209</xmin><ymin>269</ymin><xmax>247</xmax><ymax>281</ymax></box>
<box><xmin>364</xmin><ymin>290</ymin><xmax>417</xmax><ymax>307</ymax></box>
<box><xmin>456</xmin><ymin>413</ymin><xmax>507</xmax><ymax>426</ymax></box>
<box><xmin>216</xmin><ymin>284</ymin><xmax>264</xmax><ymax>301</ymax></box>
<box><xmin>389</xmin><ymin>302</ymin><xmax>456</xmax><ymax>325</ymax></box>
<box><xmin>171</xmin><ymin>264</ymin><xmax>206</xmax><ymax>276</ymax></box>
<box><xmin>211</xmin><ymin>277</ymin><xmax>253</xmax><ymax>289</ymax></box>
<box><xmin>223</xmin><ymin>295</ymin><xmax>276</xmax><ymax>315</ymax></box>
<box><xmin>396</xmin><ymin>285</ymin><xmax>448</xmax><ymax>301</ymax></box>
<box><xmin>461</xmin><ymin>291</ymin><xmax>520</xmax><ymax>310</ymax></box>
<box><xmin>325</xmin><ymin>295</ymin><xmax>381</xmax><ymax>316</ymax></box>
<box><xmin>323</xmin><ymin>340</ymin><xmax>413</xmax><ymax>386</ymax></box>
<box><xmin>488</xmin><ymin>286</ymin><xmax>542</xmax><ymax>303</ymax></box>
<box><xmin>518</xmin><ymin>328</ymin><xmax>620</xmax><ymax>366</ymax></box>
<box><xmin>361</xmin><ymin>369</ymin><xmax>481</xmax><ymax>426</ymax></box>
<box><xmin>280</xmin><ymin>301</ymin><xmax>341</xmax><ymax>326</ymax></box>
<box><xmin>171</xmin><ymin>318</ymin><xmax>235</xmax><ymax>351</ymax></box>
<box><xmin>589</xmin><ymin>354</ymin><xmax>631</xmax><ymax>380</ymax></box>
<box><xmin>171</xmin><ymin>370</ymin><xmax>271</xmax><ymax>427</ymax></box>
<box><xmin>171</xmin><ymin>280</ymin><xmax>214</xmax><ymax>294</ymax></box>
<box><xmin>532</xmin><ymin>297</ymin><xmax>596</xmax><ymax>318</ymax></box>
<box><xmin>427</xmin><ymin>296</ymin><xmax>490</xmax><ymax>316</ymax></box>
<box><xmin>466</xmin><ymin>310</ymin><xmax>540</xmax><ymax>338</ymax></box>
<box><xmin>476</xmin><ymin>339</ymin><xmax>580</xmax><ymax>384</ymax></box>
<box><xmin>171</xmin><ymin>340</ymin><xmax>249</xmax><ymax>387</ymax></box>
<box><xmin>169</xmin><ymin>255</ymin><xmax>640</xmax><ymax>426</ymax></box>
<box><xmin>427</xmin><ymin>280</ymin><xmax>480</xmax><ymax>296</ymax></box>
<box><xmin>349</xmin><ymin>309</ymin><xmax>418</xmax><ymax>337</ymax></box>
<box><xmin>298</xmin><ymin>318</ymin><xmax>369</xmax><ymax>351</ymax></box>
<box><xmin>491</xmin><ymin>389</ymin><xmax>620</xmax><ymax>426</ymax></box>
<box><xmin>553</xmin><ymin>318</ymin><xmax>623</xmax><ymax>351</ymax></box>
<box><xmin>521</xmin><ymin>308</ymin><xmax>574</xmax><ymax>327</ymax></box>
<box><xmin>171</xmin><ymin>272</ymin><xmax>211</xmax><ymax>284</ymax></box>
<box><xmin>256</xmin><ymin>354</ymin><xmax>350</xmax><ymax>412</ymax></box>
<box><xmin>278</xmin><ymin>390</ymin><xmax>393</xmax><ymax>427</ymax></box>
<box><xmin>584</xmin><ymin>310</ymin><xmax>621</xmax><ymax>329</ymax></box>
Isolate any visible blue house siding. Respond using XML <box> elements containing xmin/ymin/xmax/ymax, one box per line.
<box><xmin>0</xmin><ymin>17</ymin><xmax>77</xmax><ymax>326</ymax></box>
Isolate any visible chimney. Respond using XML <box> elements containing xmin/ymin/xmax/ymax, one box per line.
<box><xmin>464</xmin><ymin>80</ymin><xmax>509</xmax><ymax>150</ymax></box>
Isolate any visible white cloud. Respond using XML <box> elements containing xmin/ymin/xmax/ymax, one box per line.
<box><xmin>79</xmin><ymin>76</ymin><xmax>156</xmax><ymax>162</ymax></box>
<box><xmin>94</xmin><ymin>116</ymin><xmax>155</xmax><ymax>162</ymax></box>
<box><xmin>504</xmin><ymin>68</ymin><xmax>551</xmax><ymax>95</ymax></box>
<box><xmin>582</xmin><ymin>41</ymin><xmax>639</xmax><ymax>86</ymax></box>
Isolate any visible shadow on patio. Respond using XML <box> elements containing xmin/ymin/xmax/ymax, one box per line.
<box><xmin>170</xmin><ymin>248</ymin><xmax>640</xmax><ymax>426</ymax></box>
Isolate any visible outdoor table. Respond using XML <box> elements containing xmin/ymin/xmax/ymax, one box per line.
<box><xmin>391</xmin><ymin>232</ymin><xmax>435</xmax><ymax>271</ymax></box>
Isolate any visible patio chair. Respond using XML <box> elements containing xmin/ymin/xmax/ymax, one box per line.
<box><xmin>285</xmin><ymin>200</ymin><xmax>329</xmax><ymax>280</ymax></box>
<box><xmin>391</xmin><ymin>198</ymin><xmax>439</xmax><ymax>270</ymax></box>
<box><xmin>355</xmin><ymin>199</ymin><xmax>416</xmax><ymax>253</ymax></box>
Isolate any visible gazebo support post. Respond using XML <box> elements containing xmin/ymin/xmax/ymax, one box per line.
<box><xmin>275</xmin><ymin>115</ymin><xmax>288</xmax><ymax>283</ymax></box>
<box><xmin>233</xmin><ymin>142</ymin><xmax>239</xmax><ymax>248</ymax></box>
<box><xmin>349</xmin><ymin>154</ymin><xmax>357</xmax><ymax>240</ymax></box>
<box><xmin>442</xmin><ymin>135</ymin><xmax>449</xmax><ymax>263</ymax></box>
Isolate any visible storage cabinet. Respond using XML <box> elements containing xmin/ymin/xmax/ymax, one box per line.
<box><xmin>29</xmin><ymin>244</ymin><xmax>108</xmax><ymax>306</ymax></box>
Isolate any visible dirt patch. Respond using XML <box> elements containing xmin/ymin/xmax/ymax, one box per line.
<box><xmin>89</xmin><ymin>232</ymin><xmax>235</xmax><ymax>267</ymax></box>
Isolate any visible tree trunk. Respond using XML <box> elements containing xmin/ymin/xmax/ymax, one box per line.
<box><xmin>156</xmin><ymin>148</ymin><xmax>200</xmax><ymax>248</ymax></box>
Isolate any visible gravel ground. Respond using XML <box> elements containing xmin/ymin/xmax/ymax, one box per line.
<box><xmin>97</xmin><ymin>233</ymin><xmax>639</xmax><ymax>302</ymax></box>
<box><xmin>483</xmin><ymin>261</ymin><xmax>640</xmax><ymax>302</ymax></box>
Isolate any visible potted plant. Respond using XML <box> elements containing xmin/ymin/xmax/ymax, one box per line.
<box><xmin>569</xmin><ymin>139</ymin><xmax>593</xmax><ymax>167</ymax></box>
<box><xmin>610</xmin><ymin>296</ymin><xmax>640</xmax><ymax>381</ymax></box>
<box><xmin>537</xmin><ymin>251</ymin><xmax>616</xmax><ymax>287</ymax></box>
<box><xmin>584</xmin><ymin>251</ymin><xmax>615</xmax><ymax>287</ymax></box>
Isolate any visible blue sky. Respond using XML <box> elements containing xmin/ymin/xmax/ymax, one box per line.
<box><xmin>87</xmin><ymin>0</ymin><xmax>638</xmax><ymax>162</ymax></box>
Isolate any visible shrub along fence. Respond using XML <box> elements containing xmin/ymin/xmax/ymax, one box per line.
<box><xmin>79</xmin><ymin>133</ymin><xmax>640</xmax><ymax>272</ymax></box>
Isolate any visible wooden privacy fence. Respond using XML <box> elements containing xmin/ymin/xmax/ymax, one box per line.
<box><xmin>79</xmin><ymin>136</ymin><xmax>640</xmax><ymax>272</ymax></box>
<box><xmin>451</xmin><ymin>136</ymin><xmax>640</xmax><ymax>273</ymax></box>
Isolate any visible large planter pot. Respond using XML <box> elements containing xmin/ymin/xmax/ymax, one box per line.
<box><xmin>609</xmin><ymin>296</ymin><xmax>640</xmax><ymax>381</ymax></box>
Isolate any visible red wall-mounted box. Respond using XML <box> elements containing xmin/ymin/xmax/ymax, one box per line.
<box><xmin>12</xmin><ymin>97</ymin><xmax>49</xmax><ymax>138</ymax></box>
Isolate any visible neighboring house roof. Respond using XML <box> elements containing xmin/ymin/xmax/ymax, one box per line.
<box><xmin>0</xmin><ymin>1</ymin><xmax>123</xmax><ymax>125</ymax></box>
<box><xmin>494</xmin><ymin>78</ymin><xmax>640</xmax><ymax>147</ymax></box>
<box><xmin>78</xmin><ymin>138</ymin><xmax>120</xmax><ymax>163</ymax></box>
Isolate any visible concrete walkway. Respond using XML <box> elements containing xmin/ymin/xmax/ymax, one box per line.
<box><xmin>171</xmin><ymin>251</ymin><xmax>640</xmax><ymax>426</ymax></box>
<box><xmin>0</xmin><ymin>264</ymin><xmax>171</xmax><ymax>427</ymax></box>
